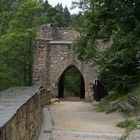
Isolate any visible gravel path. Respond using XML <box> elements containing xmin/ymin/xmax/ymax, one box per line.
<box><xmin>39</xmin><ymin>101</ymin><xmax>126</xmax><ymax>140</ymax></box>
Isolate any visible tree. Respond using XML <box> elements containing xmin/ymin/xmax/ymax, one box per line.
<box><xmin>0</xmin><ymin>0</ymin><xmax>42</xmax><ymax>90</ymax></box>
<box><xmin>55</xmin><ymin>4</ymin><xmax>71</xmax><ymax>27</ymax></box>
<box><xmin>74</xmin><ymin>0</ymin><xmax>140</xmax><ymax>93</ymax></box>
<box><xmin>37</xmin><ymin>2</ymin><xmax>72</xmax><ymax>27</ymax></box>
<box><xmin>55</xmin><ymin>3</ymin><xmax>63</xmax><ymax>15</ymax></box>
<box><xmin>0</xmin><ymin>0</ymin><xmax>72</xmax><ymax>91</ymax></box>
<box><xmin>44</xmin><ymin>0</ymin><xmax>51</xmax><ymax>12</ymax></box>
<box><xmin>0</xmin><ymin>0</ymin><xmax>14</xmax><ymax>35</ymax></box>
<box><xmin>63</xmin><ymin>6</ymin><xmax>71</xmax><ymax>26</ymax></box>
<box><xmin>71</xmin><ymin>13</ymin><xmax>84</xmax><ymax>28</ymax></box>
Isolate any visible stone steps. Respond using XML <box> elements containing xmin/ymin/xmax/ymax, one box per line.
<box><xmin>52</xmin><ymin>129</ymin><xmax>124</xmax><ymax>140</ymax></box>
<box><xmin>38</xmin><ymin>104</ymin><xmax>125</xmax><ymax>140</ymax></box>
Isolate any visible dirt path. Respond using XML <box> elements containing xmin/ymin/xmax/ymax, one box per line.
<box><xmin>39</xmin><ymin>101</ymin><xmax>126</xmax><ymax>140</ymax></box>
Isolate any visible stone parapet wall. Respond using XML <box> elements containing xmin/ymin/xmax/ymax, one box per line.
<box><xmin>0</xmin><ymin>89</ymin><xmax>51</xmax><ymax>140</ymax></box>
<box><xmin>36</xmin><ymin>25</ymin><xmax>79</xmax><ymax>41</ymax></box>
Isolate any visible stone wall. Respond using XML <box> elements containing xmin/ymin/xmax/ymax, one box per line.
<box><xmin>33</xmin><ymin>26</ymin><xmax>99</xmax><ymax>98</ymax></box>
<box><xmin>33</xmin><ymin>40</ymin><xmax>48</xmax><ymax>87</ymax></box>
<box><xmin>0</xmin><ymin>89</ymin><xmax>51</xmax><ymax>140</ymax></box>
<box><xmin>36</xmin><ymin>25</ymin><xmax>80</xmax><ymax>41</ymax></box>
<box><xmin>33</xmin><ymin>25</ymin><xmax>112</xmax><ymax>99</ymax></box>
<box><xmin>33</xmin><ymin>41</ymin><xmax>98</xmax><ymax>99</ymax></box>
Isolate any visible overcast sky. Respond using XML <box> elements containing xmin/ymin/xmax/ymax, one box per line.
<box><xmin>47</xmin><ymin>0</ymin><xmax>79</xmax><ymax>14</ymax></box>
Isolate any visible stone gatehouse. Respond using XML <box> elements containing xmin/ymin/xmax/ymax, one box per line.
<box><xmin>33</xmin><ymin>25</ymin><xmax>98</xmax><ymax>99</ymax></box>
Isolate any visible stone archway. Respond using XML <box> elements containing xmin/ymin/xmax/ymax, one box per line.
<box><xmin>58</xmin><ymin>65</ymin><xmax>85</xmax><ymax>99</ymax></box>
<box><xmin>33</xmin><ymin>25</ymin><xmax>99</xmax><ymax>99</ymax></box>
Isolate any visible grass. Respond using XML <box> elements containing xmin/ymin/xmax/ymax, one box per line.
<box><xmin>84</xmin><ymin>98</ymin><xmax>94</xmax><ymax>103</ymax></box>
<box><xmin>117</xmin><ymin>117</ymin><xmax>140</xmax><ymax>132</ymax></box>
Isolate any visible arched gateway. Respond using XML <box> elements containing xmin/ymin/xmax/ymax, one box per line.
<box><xmin>33</xmin><ymin>25</ymin><xmax>98</xmax><ymax>99</ymax></box>
<box><xmin>58</xmin><ymin>65</ymin><xmax>85</xmax><ymax>99</ymax></box>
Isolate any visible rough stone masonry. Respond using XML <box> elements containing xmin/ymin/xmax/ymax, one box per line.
<box><xmin>0</xmin><ymin>87</ymin><xmax>51</xmax><ymax>140</ymax></box>
<box><xmin>33</xmin><ymin>25</ymin><xmax>110</xmax><ymax>99</ymax></box>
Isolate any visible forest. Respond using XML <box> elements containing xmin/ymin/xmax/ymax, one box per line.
<box><xmin>0</xmin><ymin>0</ymin><xmax>73</xmax><ymax>90</ymax></box>
<box><xmin>73</xmin><ymin>0</ymin><xmax>140</xmax><ymax>97</ymax></box>
<box><xmin>0</xmin><ymin>0</ymin><xmax>140</xmax><ymax>100</ymax></box>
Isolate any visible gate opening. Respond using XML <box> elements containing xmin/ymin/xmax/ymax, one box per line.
<box><xmin>58</xmin><ymin>65</ymin><xmax>85</xmax><ymax>99</ymax></box>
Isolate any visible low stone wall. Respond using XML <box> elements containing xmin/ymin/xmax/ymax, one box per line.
<box><xmin>0</xmin><ymin>89</ymin><xmax>51</xmax><ymax>140</ymax></box>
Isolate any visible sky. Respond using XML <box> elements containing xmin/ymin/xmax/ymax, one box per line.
<box><xmin>47</xmin><ymin>0</ymin><xmax>79</xmax><ymax>14</ymax></box>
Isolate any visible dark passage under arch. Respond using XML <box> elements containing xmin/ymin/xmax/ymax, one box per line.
<box><xmin>58</xmin><ymin>65</ymin><xmax>85</xmax><ymax>99</ymax></box>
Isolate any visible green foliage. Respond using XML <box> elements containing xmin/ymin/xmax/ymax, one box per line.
<box><xmin>0</xmin><ymin>0</ymin><xmax>42</xmax><ymax>90</ymax></box>
<box><xmin>0</xmin><ymin>0</ymin><xmax>14</xmax><ymax>35</ymax></box>
<box><xmin>64</xmin><ymin>75</ymin><xmax>80</xmax><ymax>97</ymax></box>
<box><xmin>132</xmin><ymin>83</ymin><xmax>140</xmax><ymax>102</ymax></box>
<box><xmin>0</xmin><ymin>0</ymin><xmax>73</xmax><ymax>91</ymax></box>
<box><xmin>97</xmin><ymin>100</ymin><xmax>109</xmax><ymax>112</ymax></box>
<box><xmin>37</xmin><ymin>2</ymin><xmax>71</xmax><ymax>27</ymax></box>
<box><xmin>54</xmin><ymin>4</ymin><xmax>71</xmax><ymax>26</ymax></box>
<box><xmin>63</xmin><ymin>7</ymin><xmax>71</xmax><ymax>26</ymax></box>
<box><xmin>117</xmin><ymin>117</ymin><xmax>140</xmax><ymax>132</ymax></box>
<box><xmin>99</xmin><ymin>30</ymin><xmax>140</xmax><ymax>93</ymax></box>
<box><xmin>43</xmin><ymin>0</ymin><xmax>51</xmax><ymax>12</ymax></box>
<box><xmin>106</xmin><ymin>91</ymin><xmax>127</xmax><ymax>102</ymax></box>
<box><xmin>74</xmin><ymin>0</ymin><xmax>140</xmax><ymax>94</ymax></box>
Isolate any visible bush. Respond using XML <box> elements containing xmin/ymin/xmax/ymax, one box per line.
<box><xmin>117</xmin><ymin>117</ymin><xmax>140</xmax><ymax>132</ymax></box>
